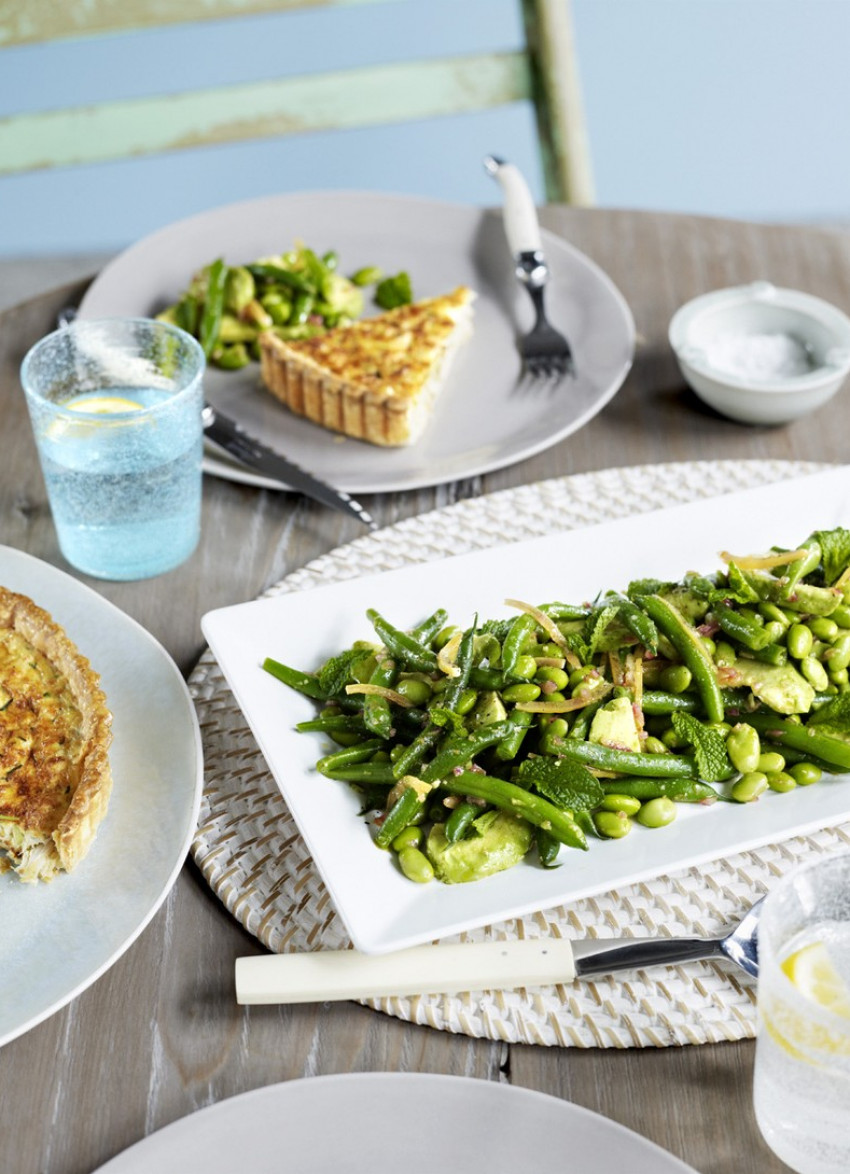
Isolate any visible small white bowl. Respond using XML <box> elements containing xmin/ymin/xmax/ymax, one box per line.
<box><xmin>668</xmin><ymin>281</ymin><xmax>850</xmax><ymax>425</ymax></box>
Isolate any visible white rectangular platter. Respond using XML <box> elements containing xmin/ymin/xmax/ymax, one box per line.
<box><xmin>202</xmin><ymin>466</ymin><xmax>850</xmax><ymax>954</ymax></box>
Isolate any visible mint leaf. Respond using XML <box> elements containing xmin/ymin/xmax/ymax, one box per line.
<box><xmin>671</xmin><ymin>711</ymin><xmax>731</xmax><ymax>782</ymax></box>
<box><xmin>721</xmin><ymin>563</ymin><xmax>761</xmax><ymax>605</ymax></box>
<box><xmin>318</xmin><ymin>649</ymin><xmax>365</xmax><ymax>696</ymax></box>
<box><xmin>808</xmin><ymin>693</ymin><xmax>850</xmax><ymax>732</ymax></box>
<box><xmin>517</xmin><ymin>757</ymin><xmax>603</xmax><ymax>811</ymax></box>
<box><xmin>814</xmin><ymin>528</ymin><xmax>850</xmax><ymax>585</ymax></box>
<box><xmin>587</xmin><ymin>603</ymin><xmax>620</xmax><ymax>658</ymax></box>
<box><xmin>428</xmin><ymin>706</ymin><xmax>466</xmax><ymax>733</ymax></box>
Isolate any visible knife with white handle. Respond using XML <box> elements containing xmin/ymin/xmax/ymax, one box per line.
<box><xmin>235</xmin><ymin>929</ymin><xmax>743</xmax><ymax>1005</ymax></box>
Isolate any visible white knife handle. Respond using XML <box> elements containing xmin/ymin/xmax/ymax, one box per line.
<box><xmin>236</xmin><ymin>938</ymin><xmax>576</xmax><ymax>1004</ymax></box>
<box><xmin>484</xmin><ymin>156</ymin><xmax>543</xmax><ymax>256</ymax></box>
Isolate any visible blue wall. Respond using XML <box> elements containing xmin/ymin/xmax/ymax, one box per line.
<box><xmin>1</xmin><ymin>0</ymin><xmax>848</xmax><ymax>256</ymax></box>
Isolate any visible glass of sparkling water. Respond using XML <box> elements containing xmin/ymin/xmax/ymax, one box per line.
<box><xmin>754</xmin><ymin>852</ymin><xmax>850</xmax><ymax>1174</ymax></box>
<box><xmin>21</xmin><ymin>318</ymin><xmax>205</xmax><ymax>580</ymax></box>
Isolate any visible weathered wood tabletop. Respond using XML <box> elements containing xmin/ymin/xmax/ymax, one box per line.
<box><xmin>3</xmin><ymin>206</ymin><xmax>849</xmax><ymax>1174</ymax></box>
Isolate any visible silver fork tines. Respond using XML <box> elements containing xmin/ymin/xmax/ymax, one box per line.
<box><xmin>516</xmin><ymin>250</ymin><xmax>575</xmax><ymax>380</ymax></box>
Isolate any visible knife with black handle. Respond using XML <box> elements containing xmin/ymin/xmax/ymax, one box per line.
<box><xmin>202</xmin><ymin>403</ymin><xmax>377</xmax><ymax>530</ymax></box>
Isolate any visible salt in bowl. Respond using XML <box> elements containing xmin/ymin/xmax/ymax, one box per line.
<box><xmin>668</xmin><ymin>282</ymin><xmax>850</xmax><ymax>425</ymax></box>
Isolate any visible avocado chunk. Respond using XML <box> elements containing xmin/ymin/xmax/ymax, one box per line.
<box><xmin>731</xmin><ymin>658</ymin><xmax>815</xmax><ymax>715</ymax></box>
<box><xmin>588</xmin><ymin>695</ymin><xmax>642</xmax><ymax>752</ymax></box>
<box><xmin>469</xmin><ymin>689</ymin><xmax>508</xmax><ymax>727</ymax></box>
<box><xmin>425</xmin><ymin>810</ymin><xmax>532</xmax><ymax>884</ymax></box>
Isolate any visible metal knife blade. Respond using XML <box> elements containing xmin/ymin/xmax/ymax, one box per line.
<box><xmin>202</xmin><ymin>404</ymin><xmax>377</xmax><ymax>530</ymax></box>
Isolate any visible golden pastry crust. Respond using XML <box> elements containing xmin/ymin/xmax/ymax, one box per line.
<box><xmin>259</xmin><ymin>286</ymin><xmax>475</xmax><ymax>446</ymax></box>
<box><xmin>0</xmin><ymin>586</ymin><xmax>112</xmax><ymax>882</ymax></box>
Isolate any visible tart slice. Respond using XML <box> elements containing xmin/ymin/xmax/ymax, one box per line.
<box><xmin>0</xmin><ymin>586</ymin><xmax>113</xmax><ymax>882</ymax></box>
<box><xmin>258</xmin><ymin>286</ymin><xmax>475</xmax><ymax>447</ymax></box>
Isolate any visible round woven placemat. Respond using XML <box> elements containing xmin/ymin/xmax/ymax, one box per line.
<box><xmin>190</xmin><ymin>458</ymin><xmax>850</xmax><ymax>1048</ymax></box>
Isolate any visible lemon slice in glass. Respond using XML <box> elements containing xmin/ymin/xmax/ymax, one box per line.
<box><xmin>783</xmin><ymin>941</ymin><xmax>850</xmax><ymax>1019</ymax></box>
<box><xmin>62</xmin><ymin>393</ymin><xmax>144</xmax><ymax>414</ymax></box>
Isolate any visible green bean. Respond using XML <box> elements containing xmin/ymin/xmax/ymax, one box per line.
<box><xmin>410</xmin><ymin>608</ymin><xmax>449</xmax><ymax>645</ymax></box>
<box><xmin>599</xmin><ymin>776</ymin><xmax>718</xmax><ymax>802</ymax></box>
<box><xmin>640</xmin><ymin>596</ymin><xmax>725</xmax><ymax>723</ymax></box>
<box><xmin>536</xmin><ymin>828</ymin><xmax>562</xmax><ymax>868</ymax></box>
<box><xmin>323</xmin><ymin>762</ymin><xmax>396</xmax><ymax>784</ymax></box>
<box><xmin>316</xmin><ymin>738</ymin><xmax>385</xmax><ymax>774</ymax></box>
<box><xmin>712</xmin><ymin>601</ymin><xmax>773</xmax><ymax>652</ymax></box>
<box><xmin>554</xmin><ymin>739</ymin><xmax>699</xmax><ymax>778</ymax></box>
<box><xmin>444</xmin><ymin>801</ymin><xmax>481</xmax><ymax>844</ymax></box>
<box><xmin>296</xmin><ymin>713</ymin><xmax>367</xmax><ymax>735</ymax></box>
<box><xmin>263</xmin><ymin>657</ymin><xmax>328</xmax><ymax>699</ymax></box>
<box><xmin>745</xmin><ymin>712</ymin><xmax>850</xmax><ymax>770</ymax></box>
<box><xmin>495</xmin><ymin>708</ymin><xmax>534</xmax><ymax>761</ymax></box>
<box><xmin>442</xmin><ymin>771</ymin><xmax>588</xmax><ymax>850</ymax></box>
<box><xmin>362</xmin><ymin>657</ymin><xmax>396</xmax><ymax>738</ymax></box>
<box><xmin>421</xmin><ymin>721</ymin><xmax>513</xmax><ymax>783</ymax></box>
<box><xmin>501</xmin><ymin>613</ymin><xmax>537</xmax><ymax>677</ymax></box>
<box><xmin>641</xmin><ymin>691</ymin><xmax>700</xmax><ymax>715</ymax></box>
<box><xmin>199</xmin><ymin>258</ymin><xmax>228</xmax><ymax>357</ymax></box>
<box><xmin>366</xmin><ymin>609</ymin><xmax>438</xmax><ymax>673</ymax></box>
<box><xmin>375</xmin><ymin>785</ymin><xmax>429</xmax><ymax>849</ymax></box>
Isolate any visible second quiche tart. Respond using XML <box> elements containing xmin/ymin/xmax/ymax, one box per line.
<box><xmin>0</xmin><ymin>586</ymin><xmax>113</xmax><ymax>883</ymax></box>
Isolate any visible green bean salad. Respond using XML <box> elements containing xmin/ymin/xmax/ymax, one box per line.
<box><xmin>265</xmin><ymin>527</ymin><xmax>850</xmax><ymax>886</ymax></box>
<box><xmin>156</xmin><ymin>243</ymin><xmax>413</xmax><ymax>370</ymax></box>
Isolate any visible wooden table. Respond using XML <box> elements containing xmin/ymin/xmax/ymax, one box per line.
<box><xmin>3</xmin><ymin>206</ymin><xmax>848</xmax><ymax>1174</ymax></box>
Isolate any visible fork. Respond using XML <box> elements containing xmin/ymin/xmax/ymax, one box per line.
<box><xmin>484</xmin><ymin>155</ymin><xmax>575</xmax><ymax>381</ymax></box>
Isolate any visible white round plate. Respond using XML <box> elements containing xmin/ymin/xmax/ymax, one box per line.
<box><xmin>0</xmin><ymin>546</ymin><xmax>203</xmax><ymax>1047</ymax></box>
<box><xmin>91</xmin><ymin>1073</ymin><xmax>698</xmax><ymax>1173</ymax></box>
<box><xmin>78</xmin><ymin>190</ymin><xmax>635</xmax><ymax>494</ymax></box>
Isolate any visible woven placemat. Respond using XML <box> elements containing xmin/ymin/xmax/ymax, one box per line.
<box><xmin>189</xmin><ymin>459</ymin><xmax>850</xmax><ymax>1048</ymax></box>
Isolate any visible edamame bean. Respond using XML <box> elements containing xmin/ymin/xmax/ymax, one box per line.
<box><xmin>455</xmin><ymin>688</ymin><xmax>478</xmax><ymax>715</ymax></box>
<box><xmin>535</xmin><ymin>666</ymin><xmax>569</xmax><ymax>691</ymax></box>
<box><xmin>511</xmin><ymin>654</ymin><xmax>539</xmax><ymax>681</ymax></box>
<box><xmin>788</xmin><ymin>762</ymin><xmax>823</xmax><ymax>786</ymax></box>
<box><xmin>599</xmin><ymin>794</ymin><xmax>642</xmax><ymax>816</ymax></box>
<box><xmin>810</xmin><ymin>617</ymin><xmax>839</xmax><ymax>643</ymax></box>
<box><xmin>391</xmin><ymin>826</ymin><xmax>423</xmax><ymax>852</ymax></box>
<box><xmin>730</xmin><ymin>771</ymin><xmax>768</xmax><ymax>802</ymax></box>
<box><xmin>398</xmin><ymin>845</ymin><xmax>435</xmax><ymax>883</ymax></box>
<box><xmin>766</xmin><ymin>770</ymin><xmax>796</xmax><ymax>793</ymax></box>
<box><xmin>643</xmin><ymin>736</ymin><xmax>669</xmax><ymax>754</ymax></box>
<box><xmin>700</xmin><ymin>636</ymin><xmax>716</xmax><ymax>658</ymax></box>
<box><xmin>826</xmin><ymin>634</ymin><xmax>850</xmax><ymax>671</ymax></box>
<box><xmin>831</xmin><ymin>603</ymin><xmax>850</xmax><ymax>628</ymax></box>
<box><xmin>759</xmin><ymin>603</ymin><xmax>790</xmax><ymax>629</ymax></box>
<box><xmin>726</xmin><ymin>723</ymin><xmax>761</xmax><ymax>774</ymax></box>
<box><xmin>758</xmin><ymin>751</ymin><xmax>786</xmax><ymax>773</ymax></box>
<box><xmin>636</xmin><ymin>797</ymin><xmax>677</xmax><ymax>828</ymax></box>
<box><xmin>714</xmin><ymin>641</ymin><xmax>737</xmax><ymax>667</ymax></box>
<box><xmin>801</xmin><ymin>655</ymin><xmax>829</xmax><ymax>691</ymax></box>
<box><xmin>593</xmin><ymin>810</ymin><xmax>632</xmax><ymax>838</ymax></box>
<box><xmin>762</xmin><ymin>620</ymin><xmax>786</xmax><ymax>644</ymax></box>
<box><xmin>659</xmin><ymin>664</ymin><xmax>693</xmax><ymax>693</ymax></box>
<box><xmin>502</xmin><ymin>681</ymin><xmax>542</xmax><ymax>703</ymax></box>
<box><xmin>395</xmin><ymin>677</ymin><xmax>432</xmax><ymax>705</ymax></box>
<box><xmin>661</xmin><ymin>726</ymin><xmax>687</xmax><ymax>750</ymax></box>
<box><xmin>787</xmin><ymin>623</ymin><xmax>813</xmax><ymax>660</ymax></box>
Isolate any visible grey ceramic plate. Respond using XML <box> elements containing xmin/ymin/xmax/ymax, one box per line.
<box><xmin>0</xmin><ymin>546</ymin><xmax>203</xmax><ymax>1048</ymax></box>
<box><xmin>78</xmin><ymin>191</ymin><xmax>635</xmax><ymax>494</ymax></box>
<box><xmin>92</xmin><ymin>1073</ymin><xmax>698</xmax><ymax>1173</ymax></box>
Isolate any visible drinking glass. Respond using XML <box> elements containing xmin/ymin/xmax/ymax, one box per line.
<box><xmin>21</xmin><ymin>317</ymin><xmax>205</xmax><ymax>580</ymax></box>
<box><xmin>753</xmin><ymin>851</ymin><xmax>850</xmax><ymax>1174</ymax></box>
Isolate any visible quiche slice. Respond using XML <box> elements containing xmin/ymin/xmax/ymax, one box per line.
<box><xmin>0</xmin><ymin>586</ymin><xmax>113</xmax><ymax>883</ymax></box>
<box><xmin>258</xmin><ymin>286</ymin><xmax>475</xmax><ymax>447</ymax></box>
